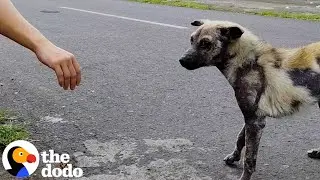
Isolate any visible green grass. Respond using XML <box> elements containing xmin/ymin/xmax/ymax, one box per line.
<box><xmin>130</xmin><ymin>0</ymin><xmax>228</xmax><ymax>10</ymax></box>
<box><xmin>0</xmin><ymin>110</ymin><xmax>8</xmax><ymax>124</ymax></box>
<box><xmin>0</xmin><ymin>125</ymin><xmax>29</xmax><ymax>149</ymax></box>
<box><xmin>0</xmin><ymin>110</ymin><xmax>29</xmax><ymax>150</ymax></box>
<box><xmin>130</xmin><ymin>0</ymin><xmax>320</xmax><ymax>21</ymax></box>
<box><xmin>251</xmin><ymin>11</ymin><xmax>320</xmax><ymax>21</ymax></box>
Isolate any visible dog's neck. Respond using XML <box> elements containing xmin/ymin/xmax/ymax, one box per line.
<box><xmin>214</xmin><ymin>41</ymin><xmax>234</xmax><ymax>72</ymax></box>
<box><xmin>216</xmin><ymin>35</ymin><xmax>262</xmax><ymax>86</ymax></box>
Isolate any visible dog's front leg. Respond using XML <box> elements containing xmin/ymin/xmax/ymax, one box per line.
<box><xmin>240</xmin><ymin>117</ymin><xmax>266</xmax><ymax>180</ymax></box>
<box><xmin>232</xmin><ymin>65</ymin><xmax>266</xmax><ymax>179</ymax></box>
<box><xmin>224</xmin><ymin>124</ymin><xmax>245</xmax><ymax>165</ymax></box>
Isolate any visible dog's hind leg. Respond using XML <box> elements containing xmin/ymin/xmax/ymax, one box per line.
<box><xmin>224</xmin><ymin>124</ymin><xmax>245</xmax><ymax>165</ymax></box>
<box><xmin>307</xmin><ymin>103</ymin><xmax>320</xmax><ymax>159</ymax></box>
<box><xmin>308</xmin><ymin>148</ymin><xmax>320</xmax><ymax>159</ymax></box>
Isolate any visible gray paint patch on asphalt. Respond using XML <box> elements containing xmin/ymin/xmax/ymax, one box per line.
<box><xmin>78</xmin><ymin>165</ymin><xmax>149</xmax><ymax>180</ymax></box>
<box><xmin>75</xmin><ymin>138</ymin><xmax>213</xmax><ymax>179</ymax></box>
<box><xmin>144</xmin><ymin>138</ymin><xmax>194</xmax><ymax>153</ymax></box>
<box><xmin>73</xmin><ymin>151</ymin><xmax>101</xmax><ymax>167</ymax></box>
<box><xmin>74</xmin><ymin>139</ymin><xmax>138</xmax><ymax>167</ymax></box>
<box><xmin>41</xmin><ymin>116</ymin><xmax>66</xmax><ymax>123</ymax></box>
<box><xmin>84</xmin><ymin>139</ymin><xmax>137</xmax><ymax>162</ymax></box>
<box><xmin>78</xmin><ymin>159</ymin><xmax>212</xmax><ymax>180</ymax></box>
<box><xmin>147</xmin><ymin>158</ymin><xmax>212</xmax><ymax>180</ymax></box>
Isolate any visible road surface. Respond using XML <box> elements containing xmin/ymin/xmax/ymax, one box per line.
<box><xmin>0</xmin><ymin>0</ymin><xmax>319</xmax><ymax>179</ymax></box>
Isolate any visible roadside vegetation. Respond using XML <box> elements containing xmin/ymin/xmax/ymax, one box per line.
<box><xmin>130</xmin><ymin>0</ymin><xmax>320</xmax><ymax>21</ymax></box>
<box><xmin>0</xmin><ymin>110</ymin><xmax>29</xmax><ymax>150</ymax></box>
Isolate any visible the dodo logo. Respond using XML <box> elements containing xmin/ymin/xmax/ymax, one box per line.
<box><xmin>2</xmin><ymin>140</ymin><xmax>39</xmax><ymax>178</ymax></box>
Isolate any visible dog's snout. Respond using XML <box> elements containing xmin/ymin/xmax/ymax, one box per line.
<box><xmin>179</xmin><ymin>59</ymin><xmax>187</xmax><ymax>67</ymax></box>
<box><xmin>179</xmin><ymin>57</ymin><xmax>191</xmax><ymax>69</ymax></box>
<box><xmin>179</xmin><ymin>49</ymin><xmax>200</xmax><ymax>70</ymax></box>
<box><xmin>179</xmin><ymin>58</ymin><xmax>197</xmax><ymax>70</ymax></box>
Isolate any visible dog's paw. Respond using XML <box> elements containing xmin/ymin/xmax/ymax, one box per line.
<box><xmin>308</xmin><ymin>149</ymin><xmax>320</xmax><ymax>159</ymax></box>
<box><xmin>224</xmin><ymin>153</ymin><xmax>241</xmax><ymax>165</ymax></box>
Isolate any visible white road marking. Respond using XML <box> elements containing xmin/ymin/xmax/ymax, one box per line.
<box><xmin>60</xmin><ymin>7</ymin><xmax>188</xmax><ymax>29</ymax></box>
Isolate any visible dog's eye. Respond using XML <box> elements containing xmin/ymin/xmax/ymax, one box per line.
<box><xmin>190</xmin><ymin>36</ymin><xmax>194</xmax><ymax>43</ymax></box>
<box><xmin>199</xmin><ymin>39</ymin><xmax>212</xmax><ymax>49</ymax></box>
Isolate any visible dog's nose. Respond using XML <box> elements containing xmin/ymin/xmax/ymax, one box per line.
<box><xmin>179</xmin><ymin>59</ymin><xmax>195</xmax><ymax>70</ymax></box>
<box><xmin>179</xmin><ymin>59</ymin><xmax>187</xmax><ymax>67</ymax></box>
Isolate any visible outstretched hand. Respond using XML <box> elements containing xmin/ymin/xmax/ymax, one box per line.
<box><xmin>0</xmin><ymin>0</ymin><xmax>82</xmax><ymax>90</ymax></box>
<box><xmin>35</xmin><ymin>42</ymin><xmax>81</xmax><ymax>90</ymax></box>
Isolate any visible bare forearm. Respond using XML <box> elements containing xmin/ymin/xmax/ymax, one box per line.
<box><xmin>0</xmin><ymin>0</ymin><xmax>81</xmax><ymax>90</ymax></box>
<box><xmin>0</xmin><ymin>0</ymin><xmax>50</xmax><ymax>52</ymax></box>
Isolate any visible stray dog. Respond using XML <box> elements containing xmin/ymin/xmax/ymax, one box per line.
<box><xmin>179</xmin><ymin>20</ymin><xmax>320</xmax><ymax>180</ymax></box>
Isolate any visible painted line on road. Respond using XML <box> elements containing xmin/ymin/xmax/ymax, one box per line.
<box><xmin>60</xmin><ymin>7</ymin><xmax>188</xmax><ymax>29</ymax></box>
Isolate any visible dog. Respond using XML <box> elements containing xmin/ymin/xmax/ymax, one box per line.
<box><xmin>178</xmin><ymin>20</ymin><xmax>320</xmax><ymax>180</ymax></box>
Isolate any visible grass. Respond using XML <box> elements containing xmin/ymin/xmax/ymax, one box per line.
<box><xmin>251</xmin><ymin>11</ymin><xmax>320</xmax><ymax>21</ymax></box>
<box><xmin>130</xmin><ymin>0</ymin><xmax>228</xmax><ymax>10</ymax></box>
<box><xmin>0</xmin><ymin>110</ymin><xmax>8</xmax><ymax>124</ymax></box>
<box><xmin>130</xmin><ymin>0</ymin><xmax>320</xmax><ymax>21</ymax></box>
<box><xmin>0</xmin><ymin>110</ymin><xmax>29</xmax><ymax>150</ymax></box>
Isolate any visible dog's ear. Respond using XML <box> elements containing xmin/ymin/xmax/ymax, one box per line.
<box><xmin>191</xmin><ymin>20</ymin><xmax>204</xmax><ymax>26</ymax></box>
<box><xmin>220</xmin><ymin>26</ymin><xmax>244</xmax><ymax>40</ymax></box>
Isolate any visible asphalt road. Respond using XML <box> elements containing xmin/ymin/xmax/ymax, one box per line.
<box><xmin>0</xmin><ymin>0</ymin><xmax>320</xmax><ymax>179</ymax></box>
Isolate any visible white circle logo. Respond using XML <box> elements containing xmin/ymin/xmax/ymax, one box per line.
<box><xmin>2</xmin><ymin>140</ymin><xmax>39</xmax><ymax>178</ymax></box>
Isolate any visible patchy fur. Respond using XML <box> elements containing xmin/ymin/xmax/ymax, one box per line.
<box><xmin>284</xmin><ymin>42</ymin><xmax>320</xmax><ymax>71</ymax></box>
<box><xmin>179</xmin><ymin>20</ymin><xmax>320</xmax><ymax>180</ymax></box>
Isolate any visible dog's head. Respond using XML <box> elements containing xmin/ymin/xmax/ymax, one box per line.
<box><xmin>179</xmin><ymin>20</ymin><xmax>244</xmax><ymax>70</ymax></box>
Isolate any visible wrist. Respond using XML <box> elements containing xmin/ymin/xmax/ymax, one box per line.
<box><xmin>32</xmin><ymin>36</ymin><xmax>53</xmax><ymax>54</ymax></box>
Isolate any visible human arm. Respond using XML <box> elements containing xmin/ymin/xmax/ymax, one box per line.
<box><xmin>0</xmin><ymin>0</ymin><xmax>81</xmax><ymax>90</ymax></box>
